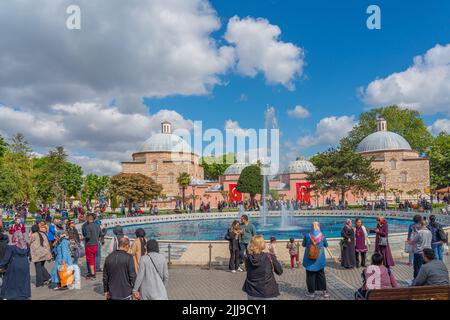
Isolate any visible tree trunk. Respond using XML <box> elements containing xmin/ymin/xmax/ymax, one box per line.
<box><xmin>182</xmin><ymin>187</ymin><xmax>186</xmax><ymax>210</ymax></box>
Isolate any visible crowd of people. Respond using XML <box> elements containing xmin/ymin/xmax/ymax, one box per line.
<box><xmin>0</xmin><ymin>206</ymin><xmax>449</xmax><ymax>300</ymax></box>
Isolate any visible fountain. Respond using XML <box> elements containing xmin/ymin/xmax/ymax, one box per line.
<box><xmin>238</xmin><ymin>204</ymin><xmax>245</xmax><ymax>217</ymax></box>
<box><xmin>277</xmin><ymin>202</ymin><xmax>299</xmax><ymax>231</ymax></box>
<box><xmin>260</xmin><ymin>162</ymin><xmax>271</xmax><ymax>227</ymax></box>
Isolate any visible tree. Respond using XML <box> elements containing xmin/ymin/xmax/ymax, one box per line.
<box><xmin>47</xmin><ymin>146</ymin><xmax>68</xmax><ymax>208</ymax></box>
<box><xmin>60</xmin><ymin>163</ymin><xmax>84</xmax><ymax>202</ymax></box>
<box><xmin>236</xmin><ymin>165</ymin><xmax>262</xmax><ymax>202</ymax></box>
<box><xmin>426</xmin><ymin>132</ymin><xmax>450</xmax><ymax>188</ymax></box>
<box><xmin>82</xmin><ymin>174</ymin><xmax>110</xmax><ymax>203</ymax></box>
<box><xmin>341</xmin><ymin>106</ymin><xmax>433</xmax><ymax>153</ymax></box>
<box><xmin>269</xmin><ymin>190</ymin><xmax>279</xmax><ymax>201</ymax></box>
<box><xmin>0</xmin><ymin>134</ymin><xmax>8</xmax><ymax>158</ymax></box>
<box><xmin>109</xmin><ymin>173</ymin><xmax>162</xmax><ymax>211</ymax></box>
<box><xmin>308</xmin><ymin>146</ymin><xmax>382</xmax><ymax>201</ymax></box>
<box><xmin>201</xmin><ymin>154</ymin><xmax>236</xmax><ymax>180</ymax></box>
<box><xmin>177</xmin><ymin>172</ymin><xmax>191</xmax><ymax>210</ymax></box>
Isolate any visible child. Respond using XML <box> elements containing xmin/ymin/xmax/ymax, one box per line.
<box><xmin>267</xmin><ymin>237</ymin><xmax>277</xmax><ymax>256</ymax></box>
<box><xmin>286</xmin><ymin>237</ymin><xmax>299</xmax><ymax>268</ymax></box>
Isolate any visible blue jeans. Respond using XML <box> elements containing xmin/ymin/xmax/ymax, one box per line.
<box><xmin>432</xmin><ymin>243</ymin><xmax>443</xmax><ymax>261</ymax></box>
<box><xmin>408</xmin><ymin>251</ymin><xmax>414</xmax><ymax>264</ymax></box>
<box><xmin>413</xmin><ymin>253</ymin><xmax>424</xmax><ymax>279</ymax></box>
<box><xmin>96</xmin><ymin>243</ymin><xmax>102</xmax><ymax>270</ymax></box>
<box><xmin>239</xmin><ymin>243</ymin><xmax>248</xmax><ymax>265</ymax></box>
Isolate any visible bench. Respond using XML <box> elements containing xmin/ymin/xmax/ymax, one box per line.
<box><xmin>366</xmin><ymin>285</ymin><xmax>450</xmax><ymax>300</ymax></box>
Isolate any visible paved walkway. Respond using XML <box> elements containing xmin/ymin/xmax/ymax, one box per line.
<box><xmin>31</xmin><ymin>256</ymin><xmax>450</xmax><ymax>300</ymax></box>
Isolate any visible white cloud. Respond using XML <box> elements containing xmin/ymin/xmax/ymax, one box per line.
<box><xmin>428</xmin><ymin>118</ymin><xmax>450</xmax><ymax>136</ymax></box>
<box><xmin>0</xmin><ymin>103</ymin><xmax>194</xmax><ymax>175</ymax></box>
<box><xmin>0</xmin><ymin>0</ymin><xmax>235</xmax><ymax>114</ymax></box>
<box><xmin>225</xmin><ymin>16</ymin><xmax>304</xmax><ymax>89</ymax></box>
<box><xmin>297</xmin><ymin>116</ymin><xmax>356</xmax><ymax>148</ymax></box>
<box><xmin>362</xmin><ymin>44</ymin><xmax>450</xmax><ymax>115</ymax></box>
<box><xmin>287</xmin><ymin>105</ymin><xmax>310</xmax><ymax>118</ymax></box>
<box><xmin>69</xmin><ymin>155</ymin><xmax>122</xmax><ymax>176</ymax></box>
<box><xmin>224</xmin><ymin>120</ymin><xmax>252</xmax><ymax>137</ymax></box>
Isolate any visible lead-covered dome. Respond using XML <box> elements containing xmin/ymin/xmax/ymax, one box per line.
<box><xmin>141</xmin><ymin>122</ymin><xmax>191</xmax><ymax>153</ymax></box>
<box><xmin>356</xmin><ymin>118</ymin><xmax>412</xmax><ymax>154</ymax></box>
<box><xmin>224</xmin><ymin>163</ymin><xmax>250</xmax><ymax>175</ymax></box>
<box><xmin>283</xmin><ymin>156</ymin><xmax>316</xmax><ymax>174</ymax></box>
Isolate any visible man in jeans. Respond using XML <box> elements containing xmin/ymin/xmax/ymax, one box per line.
<box><xmin>103</xmin><ymin>237</ymin><xmax>136</xmax><ymax>300</ymax></box>
<box><xmin>409</xmin><ymin>219</ymin><xmax>432</xmax><ymax>279</ymax></box>
<box><xmin>83</xmin><ymin>214</ymin><xmax>101</xmax><ymax>280</ymax></box>
<box><xmin>239</xmin><ymin>215</ymin><xmax>256</xmax><ymax>270</ymax></box>
<box><xmin>427</xmin><ymin>215</ymin><xmax>445</xmax><ymax>261</ymax></box>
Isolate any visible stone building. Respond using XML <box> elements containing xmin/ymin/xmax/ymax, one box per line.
<box><xmin>121</xmin><ymin>121</ymin><xmax>204</xmax><ymax>198</ymax></box>
<box><xmin>355</xmin><ymin>118</ymin><xmax>430</xmax><ymax>201</ymax></box>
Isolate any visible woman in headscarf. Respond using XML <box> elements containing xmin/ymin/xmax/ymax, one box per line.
<box><xmin>302</xmin><ymin>222</ymin><xmax>329</xmax><ymax>299</ymax></box>
<box><xmin>369</xmin><ymin>217</ymin><xmax>395</xmax><ymax>269</ymax></box>
<box><xmin>225</xmin><ymin>220</ymin><xmax>241</xmax><ymax>273</ymax></box>
<box><xmin>0</xmin><ymin>231</ymin><xmax>31</xmax><ymax>300</ymax></box>
<box><xmin>133</xmin><ymin>239</ymin><xmax>169</xmax><ymax>300</ymax></box>
<box><xmin>340</xmin><ymin>219</ymin><xmax>356</xmax><ymax>269</ymax></box>
<box><xmin>50</xmin><ymin>231</ymin><xmax>81</xmax><ymax>290</ymax></box>
<box><xmin>129</xmin><ymin>228</ymin><xmax>147</xmax><ymax>273</ymax></box>
<box><xmin>354</xmin><ymin>218</ymin><xmax>370</xmax><ymax>268</ymax></box>
<box><xmin>30</xmin><ymin>224</ymin><xmax>52</xmax><ymax>287</ymax></box>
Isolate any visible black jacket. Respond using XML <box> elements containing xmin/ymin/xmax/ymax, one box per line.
<box><xmin>243</xmin><ymin>253</ymin><xmax>283</xmax><ymax>298</ymax></box>
<box><xmin>0</xmin><ymin>233</ymin><xmax>9</xmax><ymax>262</ymax></box>
<box><xmin>225</xmin><ymin>229</ymin><xmax>240</xmax><ymax>251</ymax></box>
<box><xmin>103</xmin><ymin>250</ymin><xmax>136</xmax><ymax>300</ymax></box>
<box><xmin>83</xmin><ymin>222</ymin><xmax>101</xmax><ymax>246</ymax></box>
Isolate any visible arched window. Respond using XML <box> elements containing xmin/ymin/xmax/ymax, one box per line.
<box><xmin>168</xmin><ymin>173</ymin><xmax>174</xmax><ymax>184</ymax></box>
<box><xmin>151</xmin><ymin>161</ymin><xmax>158</xmax><ymax>171</ymax></box>
<box><xmin>390</xmin><ymin>159</ymin><xmax>397</xmax><ymax>170</ymax></box>
<box><xmin>400</xmin><ymin>172</ymin><xmax>408</xmax><ymax>183</ymax></box>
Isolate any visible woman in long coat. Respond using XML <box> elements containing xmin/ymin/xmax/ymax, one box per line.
<box><xmin>340</xmin><ymin>219</ymin><xmax>356</xmax><ymax>269</ymax></box>
<box><xmin>225</xmin><ymin>220</ymin><xmax>241</xmax><ymax>272</ymax></box>
<box><xmin>30</xmin><ymin>224</ymin><xmax>52</xmax><ymax>287</ymax></box>
<box><xmin>0</xmin><ymin>231</ymin><xmax>31</xmax><ymax>300</ymax></box>
<box><xmin>369</xmin><ymin>217</ymin><xmax>395</xmax><ymax>268</ymax></box>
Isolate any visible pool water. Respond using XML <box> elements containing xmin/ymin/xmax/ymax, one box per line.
<box><xmin>108</xmin><ymin>216</ymin><xmax>414</xmax><ymax>241</ymax></box>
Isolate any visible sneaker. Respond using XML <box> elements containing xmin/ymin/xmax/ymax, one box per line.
<box><xmin>237</xmin><ymin>267</ymin><xmax>244</xmax><ymax>272</ymax></box>
<box><xmin>322</xmin><ymin>291</ymin><xmax>330</xmax><ymax>298</ymax></box>
<box><xmin>231</xmin><ymin>270</ymin><xmax>237</xmax><ymax>273</ymax></box>
<box><xmin>305</xmin><ymin>292</ymin><xmax>315</xmax><ymax>298</ymax></box>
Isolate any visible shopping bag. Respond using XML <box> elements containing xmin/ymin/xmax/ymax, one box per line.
<box><xmin>58</xmin><ymin>263</ymin><xmax>75</xmax><ymax>287</ymax></box>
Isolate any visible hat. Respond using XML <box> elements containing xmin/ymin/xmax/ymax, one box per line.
<box><xmin>95</xmin><ymin>220</ymin><xmax>102</xmax><ymax>225</ymax></box>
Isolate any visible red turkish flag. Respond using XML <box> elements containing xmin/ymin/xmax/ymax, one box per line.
<box><xmin>229</xmin><ymin>184</ymin><xmax>243</xmax><ymax>202</ymax></box>
<box><xmin>296</xmin><ymin>182</ymin><xmax>311</xmax><ymax>203</ymax></box>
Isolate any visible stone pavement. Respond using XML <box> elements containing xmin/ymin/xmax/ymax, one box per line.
<box><xmin>31</xmin><ymin>255</ymin><xmax>450</xmax><ymax>300</ymax></box>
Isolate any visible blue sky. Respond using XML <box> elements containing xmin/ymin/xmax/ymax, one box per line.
<box><xmin>146</xmin><ymin>0</ymin><xmax>450</xmax><ymax>156</ymax></box>
<box><xmin>0</xmin><ymin>0</ymin><xmax>449</xmax><ymax>175</ymax></box>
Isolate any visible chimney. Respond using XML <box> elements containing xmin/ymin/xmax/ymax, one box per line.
<box><xmin>376</xmin><ymin>117</ymin><xmax>387</xmax><ymax>132</ymax></box>
<box><xmin>161</xmin><ymin>121</ymin><xmax>172</xmax><ymax>134</ymax></box>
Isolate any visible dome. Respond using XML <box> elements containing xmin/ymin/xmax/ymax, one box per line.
<box><xmin>141</xmin><ymin>122</ymin><xmax>192</xmax><ymax>153</ymax></box>
<box><xmin>356</xmin><ymin>131</ymin><xmax>412</xmax><ymax>153</ymax></box>
<box><xmin>283</xmin><ymin>156</ymin><xmax>316</xmax><ymax>174</ymax></box>
<box><xmin>223</xmin><ymin>162</ymin><xmax>250</xmax><ymax>175</ymax></box>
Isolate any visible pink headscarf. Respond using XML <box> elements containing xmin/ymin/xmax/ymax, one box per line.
<box><xmin>11</xmin><ymin>231</ymin><xmax>28</xmax><ymax>250</ymax></box>
<box><xmin>309</xmin><ymin>221</ymin><xmax>323</xmax><ymax>244</ymax></box>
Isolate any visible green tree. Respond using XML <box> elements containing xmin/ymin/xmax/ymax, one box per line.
<box><xmin>177</xmin><ymin>172</ymin><xmax>191</xmax><ymax>210</ymax></box>
<box><xmin>308</xmin><ymin>146</ymin><xmax>382</xmax><ymax>201</ymax></box>
<box><xmin>109</xmin><ymin>173</ymin><xmax>162</xmax><ymax>211</ymax></box>
<box><xmin>201</xmin><ymin>154</ymin><xmax>236</xmax><ymax>180</ymax></box>
<box><xmin>269</xmin><ymin>189</ymin><xmax>279</xmax><ymax>201</ymax></box>
<box><xmin>236</xmin><ymin>165</ymin><xmax>262</xmax><ymax>202</ymax></box>
<box><xmin>426</xmin><ymin>132</ymin><xmax>450</xmax><ymax>188</ymax></box>
<box><xmin>82</xmin><ymin>174</ymin><xmax>110</xmax><ymax>203</ymax></box>
<box><xmin>47</xmin><ymin>146</ymin><xmax>68</xmax><ymax>208</ymax></box>
<box><xmin>0</xmin><ymin>134</ymin><xmax>8</xmax><ymax>157</ymax></box>
<box><xmin>341</xmin><ymin>106</ymin><xmax>433</xmax><ymax>153</ymax></box>
<box><xmin>60</xmin><ymin>163</ymin><xmax>84</xmax><ymax>203</ymax></box>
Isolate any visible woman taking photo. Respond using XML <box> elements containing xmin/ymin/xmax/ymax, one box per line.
<box><xmin>340</xmin><ymin>219</ymin><xmax>356</xmax><ymax>269</ymax></box>
<box><xmin>302</xmin><ymin>222</ymin><xmax>330</xmax><ymax>299</ymax></box>
<box><xmin>225</xmin><ymin>220</ymin><xmax>241</xmax><ymax>273</ymax></box>
<box><xmin>129</xmin><ymin>228</ymin><xmax>147</xmax><ymax>273</ymax></box>
<box><xmin>242</xmin><ymin>235</ymin><xmax>283</xmax><ymax>300</ymax></box>
<box><xmin>369</xmin><ymin>217</ymin><xmax>395</xmax><ymax>269</ymax></box>
<box><xmin>133</xmin><ymin>239</ymin><xmax>169</xmax><ymax>300</ymax></box>
<box><xmin>66</xmin><ymin>220</ymin><xmax>82</xmax><ymax>265</ymax></box>
<box><xmin>30</xmin><ymin>224</ymin><xmax>52</xmax><ymax>287</ymax></box>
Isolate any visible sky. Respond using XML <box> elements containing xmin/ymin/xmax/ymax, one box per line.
<box><xmin>0</xmin><ymin>0</ymin><xmax>449</xmax><ymax>176</ymax></box>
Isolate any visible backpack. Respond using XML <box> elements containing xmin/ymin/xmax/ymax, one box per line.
<box><xmin>437</xmin><ymin>227</ymin><xmax>448</xmax><ymax>244</ymax></box>
<box><xmin>308</xmin><ymin>236</ymin><xmax>319</xmax><ymax>260</ymax></box>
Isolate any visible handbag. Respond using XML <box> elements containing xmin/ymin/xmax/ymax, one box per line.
<box><xmin>379</xmin><ymin>236</ymin><xmax>388</xmax><ymax>247</ymax></box>
<box><xmin>58</xmin><ymin>263</ymin><xmax>75</xmax><ymax>287</ymax></box>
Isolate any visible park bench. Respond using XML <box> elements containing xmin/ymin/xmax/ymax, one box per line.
<box><xmin>366</xmin><ymin>285</ymin><xmax>450</xmax><ymax>300</ymax></box>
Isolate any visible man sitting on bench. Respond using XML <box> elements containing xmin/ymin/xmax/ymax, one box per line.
<box><xmin>413</xmin><ymin>248</ymin><xmax>449</xmax><ymax>287</ymax></box>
